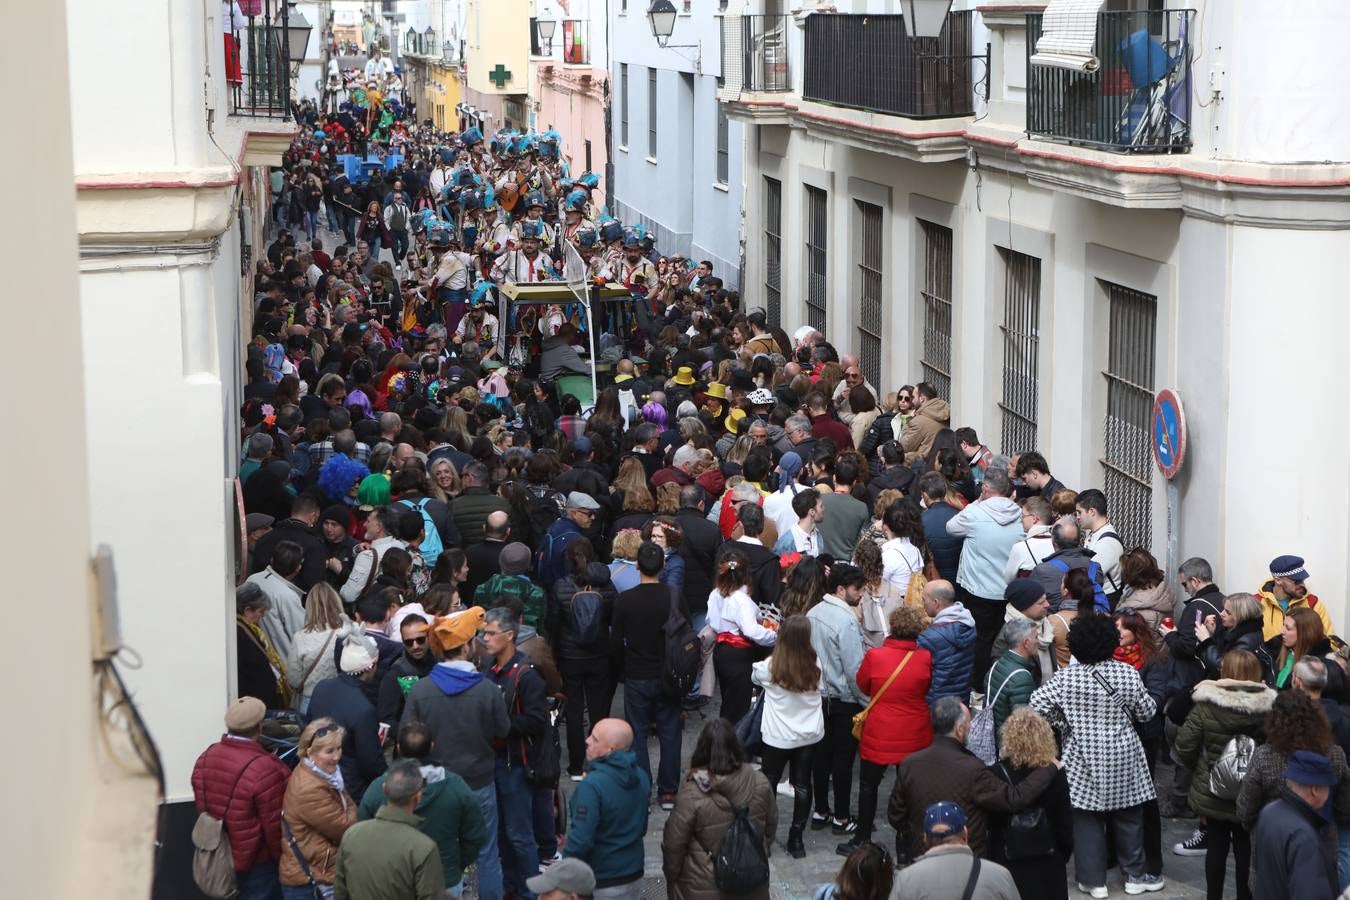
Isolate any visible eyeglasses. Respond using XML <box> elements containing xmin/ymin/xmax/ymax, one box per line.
<box><xmin>481</xmin><ymin>629</ymin><xmax>504</xmax><ymax>639</ymax></box>
<box><xmin>403</xmin><ymin>635</ymin><xmax>428</xmax><ymax>648</ymax></box>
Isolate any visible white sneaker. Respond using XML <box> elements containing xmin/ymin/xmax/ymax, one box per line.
<box><xmin>1124</xmin><ymin>877</ymin><xmax>1164</xmax><ymax>895</ymax></box>
<box><xmin>1076</xmin><ymin>884</ymin><xmax>1108</xmax><ymax>899</ymax></box>
<box><xmin>776</xmin><ymin>782</ymin><xmax>794</xmax><ymax>798</ymax></box>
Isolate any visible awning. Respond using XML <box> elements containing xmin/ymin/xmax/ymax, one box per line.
<box><xmin>1030</xmin><ymin>0</ymin><xmax>1106</xmax><ymax>72</ymax></box>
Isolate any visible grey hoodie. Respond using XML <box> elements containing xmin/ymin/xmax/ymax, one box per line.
<box><xmin>946</xmin><ymin>496</ymin><xmax>1023</xmax><ymax>600</ymax></box>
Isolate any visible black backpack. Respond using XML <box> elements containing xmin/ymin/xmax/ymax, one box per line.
<box><xmin>714</xmin><ymin>804</ymin><xmax>769</xmax><ymax>894</ymax></box>
<box><xmin>570</xmin><ymin>590</ymin><xmax>605</xmax><ymax>650</ymax></box>
<box><xmin>998</xmin><ymin>764</ymin><xmax>1055</xmax><ymax>860</ymax></box>
<box><xmin>526</xmin><ymin>487</ymin><xmax>565</xmax><ymax>548</ymax></box>
<box><xmin>662</xmin><ymin>587</ymin><xmax>701</xmax><ymax>699</ymax></box>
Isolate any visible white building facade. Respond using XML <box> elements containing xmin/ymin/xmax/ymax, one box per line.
<box><xmin>610</xmin><ymin>0</ymin><xmax>745</xmax><ymax>284</ymax></box>
<box><xmin>723</xmin><ymin>0</ymin><xmax>1350</xmax><ymax>626</ymax></box>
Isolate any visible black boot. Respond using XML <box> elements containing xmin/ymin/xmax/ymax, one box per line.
<box><xmin>787</xmin><ymin>825</ymin><xmax>806</xmax><ymax>859</ymax></box>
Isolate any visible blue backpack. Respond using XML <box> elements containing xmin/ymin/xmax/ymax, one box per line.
<box><xmin>400</xmin><ymin>498</ymin><xmax>444</xmax><ymax>567</ymax></box>
<box><xmin>1045</xmin><ymin>557</ymin><xmax>1109</xmax><ymax>612</ymax></box>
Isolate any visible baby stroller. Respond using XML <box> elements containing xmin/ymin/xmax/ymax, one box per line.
<box><xmin>1116</xmin><ymin>26</ymin><xmax>1189</xmax><ymax>150</ymax></box>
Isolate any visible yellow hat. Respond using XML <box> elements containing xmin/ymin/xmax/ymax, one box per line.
<box><xmin>724</xmin><ymin>407</ymin><xmax>747</xmax><ymax>432</ymax></box>
<box><xmin>429</xmin><ymin>607</ymin><xmax>486</xmax><ymax>655</ymax></box>
<box><xmin>673</xmin><ymin>366</ymin><xmax>696</xmax><ymax>386</ymax></box>
<box><xmin>705</xmin><ymin>381</ymin><xmax>728</xmax><ymax>400</ymax></box>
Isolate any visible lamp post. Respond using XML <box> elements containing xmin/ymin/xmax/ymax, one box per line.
<box><xmin>284</xmin><ymin>1</ymin><xmax>313</xmax><ymax>76</ymax></box>
<box><xmin>646</xmin><ymin>0</ymin><xmax>678</xmax><ymax>48</ymax></box>
<box><xmin>537</xmin><ymin>18</ymin><xmax>557</xmax><ymax>55</ymax></box>
<box><xmin>406</xmin><ymin>26</ymin><xmax>418</xmax><ymax>56</ymax></box>
<box><xmin>899</xmin><ymin>0</ymin><xmax>953</xmax><ymax>39</ymax></box>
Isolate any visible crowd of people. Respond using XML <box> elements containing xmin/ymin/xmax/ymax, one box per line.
<box><xmin>191</xmin><ymin>44</ymin><xmax>1350</xmax><ymax>900</ymax></box>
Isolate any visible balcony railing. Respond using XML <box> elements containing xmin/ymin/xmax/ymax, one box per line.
<box><xmin>1026</xmin><ymin>9</ymin><xmax>1193</xmax><ymax>153</ymax></box>
<box><xmin>721</xmin><ymin>14</ymin><xmax>791</xmax><ymax>93</ymax></box>
<box><xmin>802</xmin><ymin>12</ymin><xmax>976</xmax><ymax>118</ymax></box>
<box><xmin>229</xmin><ymin>0</ymin><xmax>294</xmax><ymax>119</ymax></box>
<box><xmin>562</xmin><ymin>19</ymin><xmax>589</xmax><ymax>65</ymax></box>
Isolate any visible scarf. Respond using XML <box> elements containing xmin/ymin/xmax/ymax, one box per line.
<box><xmin>1113</xmin><ymin>642</ymin><xmax>1144</xmax><ymax>670</ymax></box>
<box><xmin>237</xmin><ymin>614</ymin><xmax>292</xmax><ymax>707</ymax></box>
<box><xmin>304</xmin><ymin>758</ymin><xmax>348</xmax><ymax>810</ymax></box>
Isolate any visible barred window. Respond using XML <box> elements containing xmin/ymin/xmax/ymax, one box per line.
<box><xmin>856</xmin><ymin>201</ymin><xmax>883</xmax><ymax>388</ymax></box>
<box><xmin>998</xmin><ymin>248</ymin><xmax>1041</xmax><ymax>454</ymax></box>
<box><xmin>805</xmin><ymin>186</ymin><xmax>828</xmax><ymax>334</ymax></box>
<box><xmin>765</xmin><ymin>177</ymin><xmax>782</xmax><ymax>326</ymax></box>
<box><xmin>919</xmin><ymin>220</ymin><xmax>953</xmax><ymax>402</ymax></box>
<box><xmin>1100</xmin><ymin>282</ymin><xmax>1158</xmax><ymax>550</ymax></box>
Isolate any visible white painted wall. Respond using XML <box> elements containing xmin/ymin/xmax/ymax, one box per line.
<box><xmin>610</xmin><ymin>0</ymin><xmax>745</xmax><ymax>282</ymax></box>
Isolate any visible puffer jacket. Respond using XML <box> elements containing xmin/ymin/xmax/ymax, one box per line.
<box><xmin>191</xmin><ymin>736</ymin><xmax>292</xmax><ymax>871</ymax></box>
<box><xmin>897</xmin><ymin>399</ymin><xmax>950</xmax><ymax>459</ymax></box>
<box><xmin>858</xmin><ymin>411</ymin><xmax>896</xmax><ymax>471</ymax></box>
<box><xmin>279</xmin><ymin>761</ymin><xmax>357</xmax><ymax>886</ymax></box>
<box><xmin>1173</xmin><ymin>678</ymin><xmax>1276</xmax><ymax>822</ymax></box>
<box><xmin>1201</xmin><ymin>618</ymin><xmax>1265</xmax><ymax>680</ymax></box>
<box><xmin>449</xmin><ymin>487</ymin><xmax>510</xmax><ymax>546</ymax></box>
<box><xmin>552</xmin><ymin>568</ymin><xmax>618</xmax><ymax>661</ymax></box>
<box><xmin>855</xmin><ymin>638</ymin><xmax>934</xmax><ymax>765</ymax></box>
<box><xmin>1120</xmin><ymin>580</ymin><xmax>1178</xmax><ymax>630</ymax></box>
<box><xmin>916</xmin><ymin>602</ymin><xmax>976</xmax><ymax>705</ymax></box>
<box><xmin>661</xmin><ymin>764</ymin><xmax>776</xmax><ymax>900</ymax></box>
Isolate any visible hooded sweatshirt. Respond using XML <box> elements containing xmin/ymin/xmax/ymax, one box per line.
<box><xmin>401</xmin><ymin>659</ymin><xmax>510</xmax><ymax>790</ymax></box>
<box><xmin>356</xmin><ymin>761</ymin><xmax>487</xmax><ymax>887</ymax></box>
<box><xmin>563</xmin><ymin>749</ymin><xmax>650</xmax><ymax>887</ymax></box>
<box><xmin>945</xmin><ymin>496</ymin><xmax>1023</xmax><ymax>601</ymax></box>
<box><xmin>917</xmin><ymin>602</ymin><xmax>977</xmax><ymax>705</ymax></box>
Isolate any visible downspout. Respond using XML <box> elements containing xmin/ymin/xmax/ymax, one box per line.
<box><xmin>604</xmin><ymin>4</ymin><xmax>615</xmax><ymax>215</ymax></box>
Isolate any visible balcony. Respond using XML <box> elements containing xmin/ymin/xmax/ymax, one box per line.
<box><xmin>722</xmin><ymin>14</ymin><xmax>791</xmax><ymax>93</ymax></box>
<box><xmin>561</xmin><ymin>20</ymin><xmax>590</xmax><ymax>65</ymax></box>
<box><xmin>802</xmin><ymin>11</ymin><xmax>977</xmax><ymax>119</ymax></box>
<box><xmin>228</xmin><ymin>0</ymin><xmax>301</xmax><ymax>119</ymax></box>
<box><xmin>1026</xmin><ymin>9</ymin><xmax>1193</xmax><ymax>153</ymax></box>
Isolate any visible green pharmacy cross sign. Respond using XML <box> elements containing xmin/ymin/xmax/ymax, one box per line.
<box><xmin>488</xmin><ymin>64</ymin><xmax>513</xmax><ymax>88</ymax></box>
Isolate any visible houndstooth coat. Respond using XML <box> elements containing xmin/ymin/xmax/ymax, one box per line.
<box><xmin>1030</xmin><ymin>660</ymin><xmax>1158</xmax><ymax>811</ymax></box>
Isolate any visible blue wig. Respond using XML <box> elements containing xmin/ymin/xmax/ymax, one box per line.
<box><xmin>317</xmin><ymin>454</ymin><xmax>371</xmax><ymax>506</ymax></box>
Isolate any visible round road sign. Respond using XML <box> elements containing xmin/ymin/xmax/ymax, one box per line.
<box><xmin>1152</xmin><ymin>388</ymin><xmax>1186</xmax><ymax>479</ymax></box>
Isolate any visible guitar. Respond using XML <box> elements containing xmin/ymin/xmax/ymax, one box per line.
<box><xmin>498</xmin><ymin>170</ymin><xmax>531</xmax><ymax>213</ymax></box>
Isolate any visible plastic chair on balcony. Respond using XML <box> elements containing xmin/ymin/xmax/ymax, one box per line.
<box><xmin>1116</xmin><ymin>27</ymin><xmax>1187</xmax><ymax>149</ymax></box>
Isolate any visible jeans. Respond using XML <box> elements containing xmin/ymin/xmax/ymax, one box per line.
<box><xmin>593</xmin><ymin>883</ymin><xmax>641</xmax><ymax>900</ymax></box>
<box><xmin>341</xmin><ymin>213</ymin><xmax>357</xmax><ymax>247</ymax></box>
<box><xmin>445</xmin><ymin>884</ymin><xmax>464</xmax><ymax>900</ymax></box>
<box><xmin>325</xmin><ymin>202</ymin><xmax>341</xmax><ymax>235</ymax></box>
<box><xmin>1073</xmin><ymin>805</ymin><xmax>1147</xmax><ymax>888</ymax></box>
<box><xmin>760</xmin><ymin>743</ymin><xmax>813</xmax><ymax>835</ymax></box>
<box><xmin>812</xmin><ymin>698</ymin><xmax>862</xmax><ymax>820</ymax></box>
<box><xmin>368</xmin><ymin>236</ymin><xmax>383</xmax><ymax>261</ymax></box>
<box><xmin>472</xmin><ymin>782</ymin><xmax>503</xmax><ymax>900</ymax></box>
<box><xmin>495</xmin><ymin>758</ymin><xmax>538</xmax><ymax>899</ymax></box>
<box><xmin>237</xmin><ymin>862</ymin><xmax>283</xmax><ymax>900</ymax></box>
<box><xmin>390</xmin><ymin>229</ymin><xmax>410</xmax><ymax>263</ymax></box>
<box><xmin>1206</xmin><ymin>819</ymin><xmax>1251</xmax><ymax>900</ymax></box>
<box><xmin>1340</xmin><ymin>826</ymin><xmax>1350</xmax><ymax>892</ymax></box>
<box><xmin>624</xmin><ymin>677</ymin><xmax>681</xmax><ymax>794</ymax></box>
<box><xmin>303</xmin><ymin>211</ymin><xmax>318</xmax><ymax>242</ymax></box>
<box><xmin>282</xmin><ymin>886</ymin><xmax>330</xmax><ymax>900</ymax></box>
<box><xmin>561</xmin><ymin>657</ymin><xmax>610</xmax><ymax>774</ymax></box>
<box><xmin>855</xmin><ymin>758</ymin><xmax>896</xmax><ymax>844</ymax></box>
<box><xmin>688</xmin><ymin>612</ymin><xmax>707</xmax><ymax>696</ymax></box>
<box><xmin>533</xmin><ymin>783</ymin><xmax>558</xmax><ymax>861</ymax></box>
<box><xmin>964</xmin><ymin>590</ymin><xmax>1007</xmax><ymax>690</ymax></box>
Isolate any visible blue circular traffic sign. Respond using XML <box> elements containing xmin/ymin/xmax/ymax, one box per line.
<box><xmin>1152</xmin><ymin>389</ymin><xmax>1186</xmax><ymax>479</ymax></box>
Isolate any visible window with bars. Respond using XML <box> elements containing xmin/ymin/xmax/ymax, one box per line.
<box><xmin>648</xmin><ymin>69</ymin><xmax>658</xmax><ymax>158</ymax></box>
<box><xmin>716</xmin><ymin>106</ymin><xmax>729</xmax><ymax>185</ymax></box>
<box><xmin>1101</xmin><ymin>282</ymin><xmax>1158</xmax><ymax>550</ymax></box>
<box><xmin>805</xmin><ymin>186</ymin><xmax>828</xmax><ymax>334</ymax></box>
<box><xmin>919</xmin><ymin>220</ymin><xmax>954</xmax><ymax>402</ymax></box>
<box><xmin>765</xmin><ymin>177</ymin><xmax>782</xmax><ymax>326</ymax></box>
<box><xmin>585</xmin><ymin>139</ymin><xmax>592</xmax><ymax>173</ymax></box>
<box><xmin>998</xmin><ymin>248</ymin><xmax>1041</xmax><ymax>454</ymax></box>
<box><xmin>620</xmin><ymin>64</ymin><xmax>628</xmax><ymax>147</ymax></box>
<box><xmin>856</xmin><ymin>201</ymin><xmax>883</xmax><ymax>388</ymax></box>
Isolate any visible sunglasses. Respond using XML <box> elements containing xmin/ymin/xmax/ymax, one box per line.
<box><xmin>312</xmin><ymin>724</ymin><xmax>339</xmax><ymax>740</ymax></box>
<box><xmin>403</xmin><ymin>634</ymin><xmax>428</xmax><ymax>648</ymax></box>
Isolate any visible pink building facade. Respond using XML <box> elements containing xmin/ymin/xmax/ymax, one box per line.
<box><xmin>533</xmin><ymin>61</ymin><xmax>609</xmax><ymax>203</ymax></box>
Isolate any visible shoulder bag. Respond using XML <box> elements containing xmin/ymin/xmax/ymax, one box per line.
<box><xmin>851</xmin><ymin>651</ymin><xmax>914</xmax><ymax>739</ymax></box>
<box><xmin>281</xmin><ymin>814</ymin><xmax>326</xmax><ymax>899</ymax></box>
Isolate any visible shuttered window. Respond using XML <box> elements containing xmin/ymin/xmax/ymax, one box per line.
<box><xmin>998</xmin><ymin>248</ymin><xmax>1041</xmax><ymax>454</ymax></box>
<box><xmin>856</xmin><ymin>201</ymin><xmax>883</xmax><ymax>388</ymax></box>
<box><xmin>765</xmin><ymin>177</ymin><xmax>782</xmax><ymax>326</ymax></box>
<box><xmin>1101</xmin><ymin>282</ymin><xmax>1157</xmax><ymax>549</ymax></box>
<box><xmin>919</xmin><ymin>220</ymin><xmax>954</xmax><ymax>401</ymax></box>
<box><xmin>805</xmin><ymin>186</ymin><xmax>828</xmax><ymax>333</ymax></box>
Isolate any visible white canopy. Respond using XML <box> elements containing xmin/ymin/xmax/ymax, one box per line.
<box><xmin>1030</xmin><ymin>0</ymin><xmax>1107</xmax><ymax>72</ymax></box>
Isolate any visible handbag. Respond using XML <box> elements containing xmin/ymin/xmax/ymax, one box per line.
<box><xmin>281</xmin><ymin>815</ymin><xmax>327</xmax><ymax>900</ymax></box>
<box><xmin>851</xmin><ymin>651</ymin><xmax>914</xmax><ymax>740</ymax></box>
<box><xmin>735</xmin><ymin>692</ymin><xmax>765</xmax><ymax>756</ymax></box>
<box><xmin>997</xmin><ymin>764</ymin><xmax>1056</xmax><ymax>859</ymax></box>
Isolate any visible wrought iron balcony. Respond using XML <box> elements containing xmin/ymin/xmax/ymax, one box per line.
<box><xmin>227</xmin><ymin>0</ymin><xmax>301</xmax><ymax>119</ymax></box>
<box><xmin>720</xmin><ymin>14</ymin><xmax>791</xmax><ymax>93</ymax></box>
<box><xmin>1026</xmin><ymin>9</ymin><xmax>1193</xmax><ymax>153</ymax></box>
<box><xmin>562</xmin><ymin>19</ymin><xmax>590</xmax><ymax>65</ymax></box>
<box><xmin>802</xmin><ymin>11</ymin><xmax>976</xmax><ymax>118</ymax></box>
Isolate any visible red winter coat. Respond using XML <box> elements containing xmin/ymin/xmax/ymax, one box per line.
<box><xmin>855</xmin><ymin>638</ymin><xmax>934</xmax><ymax>765</ymax></box>
<box><xmin>191</xmin><ymin>736</ymin><xmax>292</xmax><ymax>871</ymax></box>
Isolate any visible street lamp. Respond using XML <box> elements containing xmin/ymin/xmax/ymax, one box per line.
<box><xmin>647</xmin><ymin>0</ymin><xmax>678</xmax><ymax>48</ymax></box>
<box><xmin>424</xmin><ymin>27</ymin><xmax>437</xmax><ymax>55</ymax></box>
<box><xmin>406</xmin><ymin>27</ymin><xmax>418</xmax><ymax>55</ymax></box>
<box><xmin>284</xmin><ymin>1</ymin><xmax>312</xmax><ymax>73</ymax></box>
<box><xmin>899</xmin><ymin>0</ymin><xmax>953</xmax><ymax>39</ymax></box>
<box><xmin>536</xmin><ymin>18</ymin><xmax>557</xmax><ymax>54</ymax></box>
